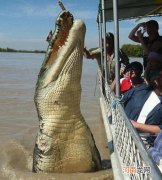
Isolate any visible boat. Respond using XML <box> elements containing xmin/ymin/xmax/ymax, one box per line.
<box><xmin>97</xmin><ymin>0</ymin><xmax>162</xmax><ymax>179</ymax></box>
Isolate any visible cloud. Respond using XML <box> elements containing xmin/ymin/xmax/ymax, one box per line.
<box><xmin>20</xmin><ymin>3</ymin><xmax>59</xmax><ymax>18</ymax></box>
<box><xmin>73</xmin><ymin>10</ymin><xmax>97</xmax><ymax>20</ymax></box>
<box><xmin>0</xmin><ymin>10</ymin><xmax>22</xmax><ymax>18</ymax></box>
<box><xmin>0</xmin><ymin>1</ymin><xmax>60</xmax><ymax>18</ymax></box>
<box><xmin>0</xmin><ymin>0</ymin><xmax>97</xmax><ymax>21</ymax></box>
<box><xmin>63</xmin><ymin>1</ymin><xmax>97</xmax><ymax>20</ymax></box>
<box><xmin>20</xmin><ymin>2</ymin><xmax>97</xmax><ymax>20</ymax></box>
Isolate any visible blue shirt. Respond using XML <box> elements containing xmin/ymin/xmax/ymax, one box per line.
<box><xmin>148</xmin><ymin>132</ymin><xmax>162</xmax><ymax>164</ymax></box>
<box><xmin>122</xmin><ymin>83</ymin><xmax>162</xmax><ymax>129</ymax></box>
<box><xmin>123</xmin><ymin>83</ymin><xmax>151</xmax><ymax>119</ymax></box>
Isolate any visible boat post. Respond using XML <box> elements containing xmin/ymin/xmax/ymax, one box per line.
<box><xmin>98</xmin><ymin>13</ymin><xmax>104</xmax><ymax>73</ymax></box>
<box><xmin>101</xmin><ymin>0</ymin><xmax>108</xmax><ymax>84</ymax></box>
<box><xmin>113</xmin><ymin>0</ymin><xmax>120</xmax><ymax>98</ymax></box>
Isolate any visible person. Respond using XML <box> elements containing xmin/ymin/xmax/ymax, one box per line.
<box><xmin>146</xmin><ymin>51</ymin><xmax>162</xmax><ymax>72</ymax></box>
<box><xmin>148</xmin><ymin>132</ymin><xmax>162</xmax><ymax>172</ymax></box>
<box><xmin>122</xmin><ymin>64</ymin><xmax>162</xmax><ymax>147</ymax></box>
<box><xmin>84</xmin><ymin>32</ymin><xmax>129</xmax><ymax>83</ymax></box>
<box><xmin>111</xmin><ymin>61</ymin><xmax>144</xmax><ymax>94</ymax></box>
<box><xmin>128</xmin><ymin>20</ymin><xmax>162</xmax><ymax>68</ymax></box>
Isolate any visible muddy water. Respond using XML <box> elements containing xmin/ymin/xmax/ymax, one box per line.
<box><xmin>0</xmin><ymin>52</ymin><xmax>113</xmax><ymax>180</ymax></box>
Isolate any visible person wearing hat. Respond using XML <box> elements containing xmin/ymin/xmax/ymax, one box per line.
<box><xmin>84</xmin><ymin>32</ymin><xmax>129</xmax><ymax>83</ymax></box>
<box><xmin>128</xmin><ymin>20</ymin><xmax>162</xmax><ymax>68</ymax></box>
<box><xmin>111</xmin><ymin>61</ymin><xmax>144</xmax><ymax>94</ymax></box>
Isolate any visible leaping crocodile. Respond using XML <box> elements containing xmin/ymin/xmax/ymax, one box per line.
<box><xmin>32</xmin><ymin>1</ymin><xmax>101</xmax><ymax>173</ymax></box>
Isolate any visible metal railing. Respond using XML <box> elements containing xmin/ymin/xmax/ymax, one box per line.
<box><xmin>98</xmin><ymin>70</ymin><xmax>162</xmax><ymax>180</ymax></box>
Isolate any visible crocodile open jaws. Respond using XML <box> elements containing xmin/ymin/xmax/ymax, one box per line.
<box><xmin>33</xmin><ymin>2</ymin><xmax>101</xmax><ymax>173</ymax></box>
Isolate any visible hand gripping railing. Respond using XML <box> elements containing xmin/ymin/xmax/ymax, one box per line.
<box><xmin>98</xmin><ymin>70</ymin><xmax>162</xmax><ymax>180</ymax></box>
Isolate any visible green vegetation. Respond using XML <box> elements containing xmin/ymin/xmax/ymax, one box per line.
<box><xmin>0</xmin><ymin>44</ymin><xmax>143</xmax><ymax>57</ymax></box>
<box><xmin>121</xmin><ymin>44</ymin><xmax>143</xmax><ymax>57</ymax></box>
<box><xmin>0</xmin><ymin>47</ymin><xmax>45</xmax><ymax>53</ymax></box>
<box><xmin>89</xmin><ymin>44</ymin><xmax>143</xmax><ymax>57</ymax></box>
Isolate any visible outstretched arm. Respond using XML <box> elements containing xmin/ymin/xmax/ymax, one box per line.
<box><xmin>83</xmin><ymin>47</ymin><xmax>96</xmax><ymax>59</ymax></box>
<box><xmin>128</xmin><ymin>23</ymin><xmax>146</xmax><ymax>43</ymax></box>
<box><xmin>131</xmin><ymin>120</ymin><xmax>161</xmax><ymax>134</ymax></box>
<box><xmin>83</xmin><ymin>47</ymin><xmax>93</xmax><ymax>59</ymax></box>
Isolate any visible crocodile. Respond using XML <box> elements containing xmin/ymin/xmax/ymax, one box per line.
<box><xmin>32</xmin><ymin>2</ymin><xmax>101</xmax><ymax>173</ymax></box>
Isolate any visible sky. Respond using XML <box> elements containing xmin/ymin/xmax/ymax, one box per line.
<box><xmin>0</xmin><ymin>0</ymin><xmax>162</xmax><ymax>51</ymax></box>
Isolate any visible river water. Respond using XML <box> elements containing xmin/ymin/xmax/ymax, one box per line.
<box><xmin>0</xmin><ymin>52</ymin><xmax>113</xmax><ymax>180</ymax></box>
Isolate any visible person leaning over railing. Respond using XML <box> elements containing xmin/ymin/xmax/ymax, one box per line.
<box><xmin>122</xmin><ymin>52</ymin><xmax>162</xmax><ymax>148</ymax></box>
<box><xmin>84</xmin><ymin>32</ymin><xmax>129</xmax><ymax>83</ymax></box>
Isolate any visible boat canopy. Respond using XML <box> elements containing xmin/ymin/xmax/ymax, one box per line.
<box><xmin>98</xmin><ymin>0</ymin><xmax>162</xmax><ymax>22</ymax></box>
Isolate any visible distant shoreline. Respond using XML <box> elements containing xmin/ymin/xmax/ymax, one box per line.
<box><xmin>0</xmin><ymin>44</ymin><xmax>143</xmax><ymax>57</ymax></box>
<box><xmin>0</xmin><ymin>47</ymin><xmax>45</xmax><ymax>54</ymax></box>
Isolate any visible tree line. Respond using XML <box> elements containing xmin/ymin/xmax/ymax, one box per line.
<box><xmin>0</xmin><ymin>44</ymin><xmax>143</xmax><ymax>57</ymax></box>
<box><xmin>121</xmin><ymin>44</ymin><xmax>143</xmax><ymax>57</ymax></box>
<box><xmin>89</xmin><ymin>44</ymin><xmax>143</xmax><ymax>57</ymax></box>
<box><xmin>0</xmin><ymin>47</ymin><xmax>45</xmax><ymax>54</ymax></box>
